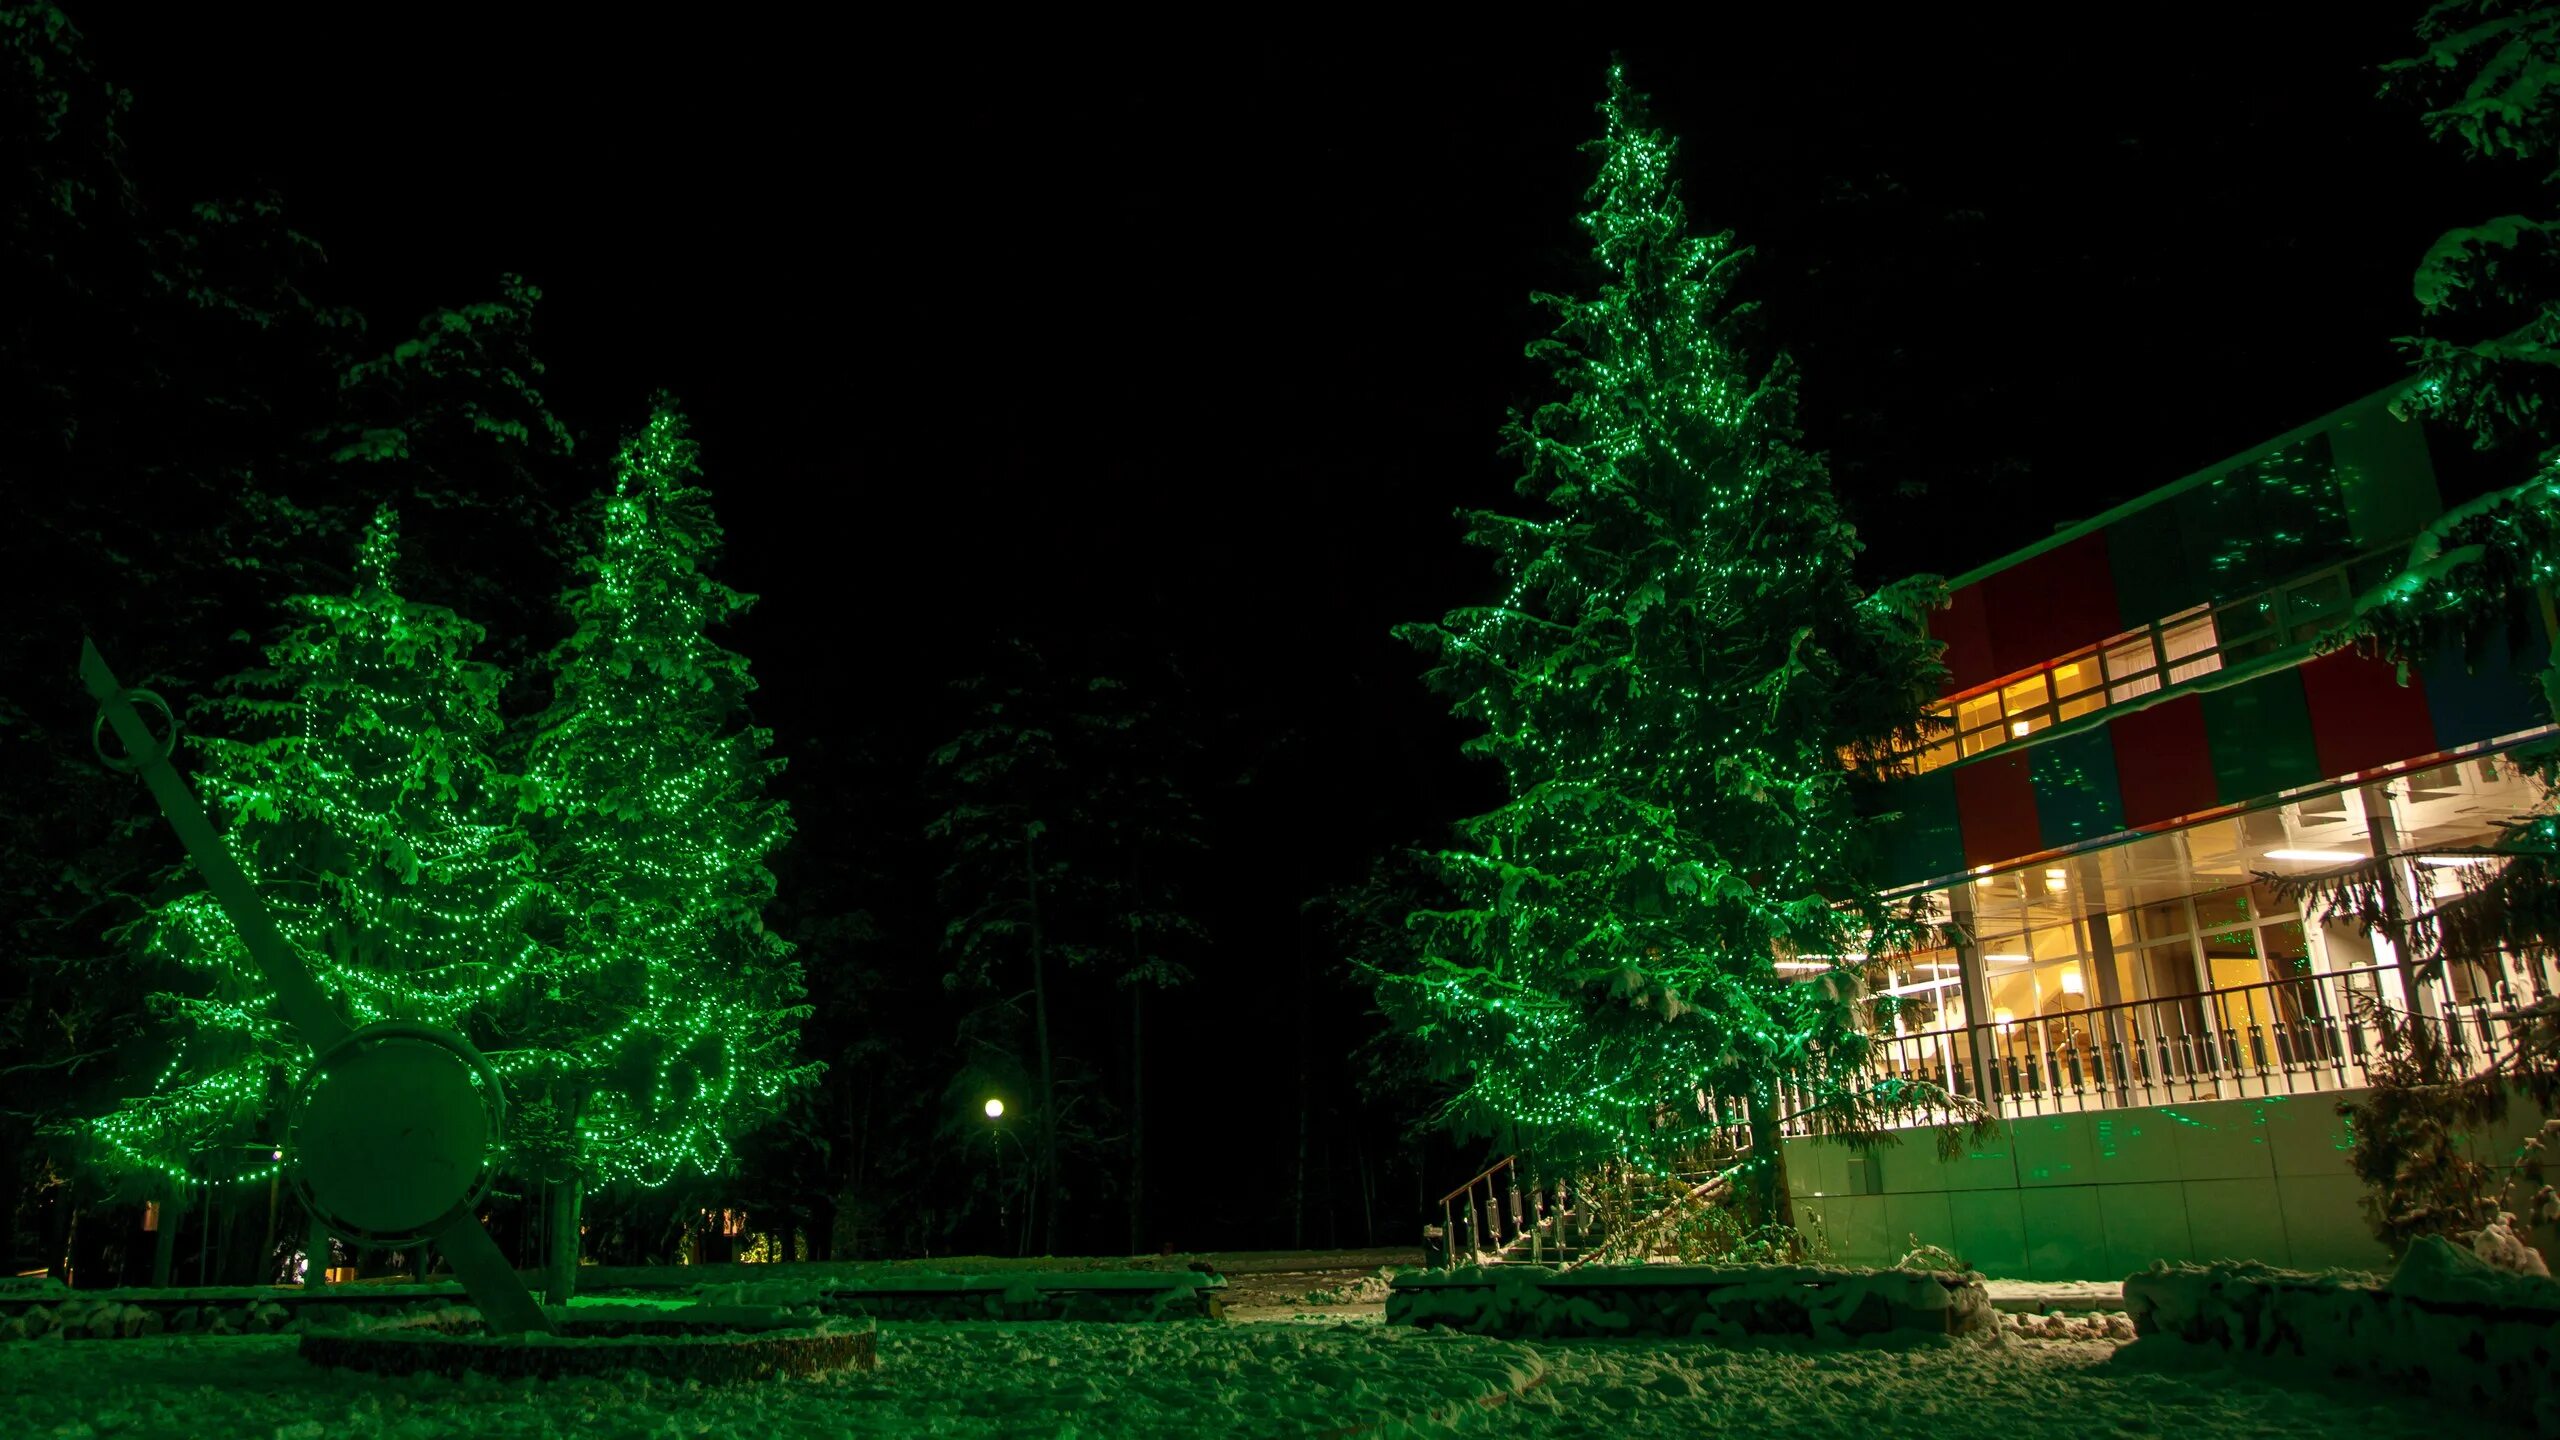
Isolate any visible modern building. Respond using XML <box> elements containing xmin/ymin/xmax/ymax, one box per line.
<box><xmin>1787</xmin><ymin>384</ymin><xmax>2559</xmax><ymax>1276</ymax></box>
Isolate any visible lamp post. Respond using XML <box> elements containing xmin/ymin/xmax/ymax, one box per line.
<box><xmin>982</xmin><ymin>1098</ymin><xmax>1018</xmax><ymax>1256</ymax></box>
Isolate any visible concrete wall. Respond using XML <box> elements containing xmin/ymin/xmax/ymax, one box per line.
<box><xmin>1785</xmin><ymin>1092</ymin><xmax>2556</xmax><ymax>1280</ymax></box>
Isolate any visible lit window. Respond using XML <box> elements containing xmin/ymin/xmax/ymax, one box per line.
<box><xmin>2160</xmin><ymin>608</ymin><xmax>2221</xmax><ymax>685</ymax></box>
<box><xmin>2102</xmin><ymin>633</ymin><xmax>2161</xmax><ymax>704</ymax></box>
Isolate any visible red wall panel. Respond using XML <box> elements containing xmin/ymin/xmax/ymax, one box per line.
<box><xmin>2108</xmin><ymin>694</ymin><xmax>2219</xmax><ymax>828</ymax></box>
<box><xmin>2297</xmin><ymin>649</ymin><xmax>2440</xmax><ymax>780</ymax></box>
<box><xmin>1952</xmin><ymin>751</ymin><xmax>2042</xmax><ymax>870</ymax></box>
<box><xmin>1931</xmin><ymin>583</ymin><xmax>1997</xmax><ymax>696</ymax></box>
<box><xmin>1979</xmin><ymin>532</ymin><xmax>2121</xmax><ymax>677</ymax></box>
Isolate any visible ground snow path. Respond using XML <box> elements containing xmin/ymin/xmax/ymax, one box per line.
<box><xmin>0</xmin><ymin>1322</ymin><xmax>2484</xmax><ymax>1439</ymax></box>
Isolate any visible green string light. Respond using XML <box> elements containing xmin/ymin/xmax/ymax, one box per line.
<box><xmin>516</xmin><ymin>395</ymin><xmax>814</xmax><ymax>1189</ymax></box>
<box><xmin>1386</xmin><ymin>65</ymin><xmax>1945</xmax><ymax>1175</ymax></box>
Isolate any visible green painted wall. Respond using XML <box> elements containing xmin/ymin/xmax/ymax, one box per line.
<box><xmin>1780</xmin><ymin>1091</ymin><xmax>2549</xmax><ymax>1279</ymax></box>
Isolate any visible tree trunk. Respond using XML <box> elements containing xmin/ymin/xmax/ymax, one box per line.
<box><xmin>1744</xmin><ymin>1088</ymin><xmax>1796</xmax><ymax>1234</ymax></box>
<box><xmin>258</xmin><ymin>1170</ymin><xmax>281</xmax><ymax>1286</ymax></box>
<box><xmin>1127</xmin><ymin>979</ymin><xmax>1145</xmax><ymax>1255</ymax></box>
<box><xmin>1293</xmin><ymin>916</ymin><xmax>1311</xmax><ymax>1249</ymax></box>
<box><xmin>545</xmin><ymin>1173</ymin><xmax>583</xmax><ymax>1304</ymax></box>
<box><xmin>1027</xmin><ymin>825</ymin><xmax>1060</xmax><ymax>1256</ymax></box>
<box><xmin>151</xmin><ymin>1190</ymin><xmax>180</xmax><ymax>1288</ymax></box>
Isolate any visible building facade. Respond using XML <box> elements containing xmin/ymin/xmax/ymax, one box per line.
<box><xmin>1787</xmin><ymin>386</ymin><xmax>2558</xmax><ymax>1274</ymax></box>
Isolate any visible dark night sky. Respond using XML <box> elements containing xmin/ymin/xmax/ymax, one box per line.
<box><xmin>63</xmin><ymin>7</ymin><xmax>2532</xmax><ymax>1242</ymax></box>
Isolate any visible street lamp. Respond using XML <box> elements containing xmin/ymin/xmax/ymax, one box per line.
<box><xmin>983</xmin><ymin>1097</ymin><xmax>1016</xmax><ymax>1255</ymax></box>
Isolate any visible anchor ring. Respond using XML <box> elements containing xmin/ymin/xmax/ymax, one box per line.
<box><xmin>92</xmin><ymin>688</ymin><xmax>180</xmax><ymax>774</ymax></box>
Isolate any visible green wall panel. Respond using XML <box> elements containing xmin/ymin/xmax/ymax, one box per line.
<box><xmin>2176</xmin><ymin>432</ymin><xmax>2358</xmax><ymax>600</ymax></box>
<box><xmin>2105</xmin><ymin>499</ymin><xmax>2199</xmax><ymax>632</ymax></box>
<box><xmin>2199</xmin><ymin>669</ymin><xmax>2324</xmax><ymax>804</ymax></box>
<box><xmin>2028</xmin><ymin>726</ymin><xmax>2125</xmax><ymax>851</ymax></box>
<box><xmin>2327</xmin><ymin>405</ymin><xmax>2439</xmax><ymax>550</ymax></box>
<box><xmin>1868</xmin><ymin>767</ymin><xmax>1962</xmax><ymax>889</ymax></box>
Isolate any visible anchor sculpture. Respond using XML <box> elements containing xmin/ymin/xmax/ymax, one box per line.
<box><xmin>80</xmin><ymin>638</ymin><xmax>553</xmax><ymax>1335</ymax></box>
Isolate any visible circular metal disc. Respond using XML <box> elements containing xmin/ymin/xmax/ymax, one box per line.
<box><xmin>295</xmin><ymin>1034</ymin><xmax>490</xmax><ymax>1237</ymax></box>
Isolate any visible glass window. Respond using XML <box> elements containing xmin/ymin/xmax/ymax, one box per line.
<box><xmin>2192</xmin><ymin>889</ymin><xmax>2251</xmax><ymax>936</ymax></box>
<box><xmin>2139</xmin><ymin>941</ymin><xmax>2201</xmax><ymax>1000</ymax></box>
<box><xmin>2258</xmin><ymin>919</ymin><xmax>2311</xmax><ymax>977</ymax></box>
<box><xmin>2135</xmin><ymin>900</ymin><xmax>2188</xmax><ymax>942</ymax></box>
<box><xmin>2212</xmin><ymin>595</ymin><xmax>2282</xmax><ymax>666</ymax></box>
<box><xmin>2281</xmin><ymin>572</ymin><xmax>2351</xmax><ymax>643</ymax></box>
<box><xmin>2161</xmin><ymin>609</ymin><xmax>2222</xmax><ymax>685</ymax></box>
<box><xmin>1954</xmin><ymin>691</ymin><xmax>2003</xmax><ymax>754</ymax></box>
<box><xmin>2001</xmin><ymin>673</ymin><xmax>2050</xmax><ymax>716</ymax></box>
<box><xmin>2103</xmin><ymin>634</ymin><xmax>2162</xmax><ymax>705</ymax></box>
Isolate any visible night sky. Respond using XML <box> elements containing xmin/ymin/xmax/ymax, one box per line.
<box><xmin>63</xmin><ymin>8</ymin><xmax>2524</xmax><ymax>1246</ymax></box>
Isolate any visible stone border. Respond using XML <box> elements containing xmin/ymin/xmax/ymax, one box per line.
<box><xmin>1386</xmin><ymin>1264</ymin><xmax>1992</xmax><ymax>1341</ymax></box>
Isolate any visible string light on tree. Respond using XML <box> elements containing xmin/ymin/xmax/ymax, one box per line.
<box><xmin>517</xmin><ymin>393</ymin><xmax>814</xmax><ymax>1193</ymax></box>
<box><xmin>86</xmin><ymin>508</ymin><xmax>543</xmax><ymax>1190</ymax></box>
<box><xmin>1383</xmin><ymin>64</ymin><xmax>1973</xmax><ymax>1223</ymax></box>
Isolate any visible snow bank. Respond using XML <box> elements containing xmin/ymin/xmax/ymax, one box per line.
<box><xmin>1386</xmin><ymin>1264</ymin><xmax>1993</xmax><ymax>1341</ymax></box>
<box><xmin>0</xmin><ymin>1319</ymin><xmax>2464</xmax><ymax>1437</ymax></box>
<box><xmin>2124</xmin><ymin>1238</ymin><xmax>2560</xmax><ymax>1434</ymax></box>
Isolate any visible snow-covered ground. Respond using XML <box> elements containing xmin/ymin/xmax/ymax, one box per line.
<box><xmin>0</xmin><ymin>1319</ymin><xmax>2470</xmax><ymax>1438</ymax></box>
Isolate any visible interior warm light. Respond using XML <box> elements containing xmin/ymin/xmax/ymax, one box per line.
<box><xmin>2045</xmin><ymin>875</ymin><xmax>2067</xmax><ymax>893</ymax></box>
<box><xmin>2059</xmin><ymin>971</ymin><xmax>2086</xmax><ymax>995</ymax></box>
<box><xmin>2417</xmin><ymin>856</ymin><xmax>2487</xmax><ymax>868</ymax></box>
<box><xmin>1984</xmin><ymin>952</ymin><xmax>2030</xmax><ymax>964</ymax></box>
<box><xmin>2010</xmin><ymin>721</ymin><xmax>2031</xmax><ymax>737</ymax></box>
<box><xmin>2264</xmin><ymin>849</ymin><xmax>2364</xmax><ymax>863</ymax></box>
<box><xmin>1994</xmin><ymin>1008</ymin><xmax>2016</xmax><ymax>1027</ymax></box>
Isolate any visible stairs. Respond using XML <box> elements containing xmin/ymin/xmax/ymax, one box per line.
<box><xmin>1430</xmin><ymin>1146</ymin><xmax>1751</xmax><ymax>1270</ymax></box>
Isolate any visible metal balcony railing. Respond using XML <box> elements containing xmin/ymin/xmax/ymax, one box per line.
<box><xmin>1826</xmin><ymin>964</ymin><xmax>2532</xmax><ymax>1130</ymax></box>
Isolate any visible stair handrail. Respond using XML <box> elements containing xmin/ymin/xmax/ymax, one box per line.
<box><xmin>1433</xmin><ymin>1155</ymin><xmax>1514</xmax><ymax>1213</ymax></box>
<box><xmin>1564</xmin><ymin>1150</ymin><xmax>1750</xmax><ymax>1270</ymax></box>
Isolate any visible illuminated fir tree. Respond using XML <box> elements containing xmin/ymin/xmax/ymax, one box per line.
<box><xmin>1390</xmin><ymin>67</ymin><xmax>1954</xmax><ymax>1226</ymax></box>
<box><xmin>84</xmin><ymin>508</ymin><xmax>543</xmax><ymax>1190</ymax></box>
<box><xmin>517</xmin><ymin>395</ymin><xmax>810</xmax><ymax>1214</ymax></box>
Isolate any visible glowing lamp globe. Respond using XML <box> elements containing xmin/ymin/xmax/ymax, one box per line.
<box><xmin>983</xmin><ymin>1098</ymin><xmax>1004</xmax><ymax>1120</ymax></box>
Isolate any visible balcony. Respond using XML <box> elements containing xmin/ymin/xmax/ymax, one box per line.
<box><xmin>1823</xmin><ymin>964</ymin><xmax>2534</xmax><ymax>1130</ymax></box>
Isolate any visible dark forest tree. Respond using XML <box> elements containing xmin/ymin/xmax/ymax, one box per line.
<box><xmin>1389</xmin><ymin>67</ymin><xmax>1956</xmax><ymax>1227</ymax></box>
<box><xmin>926</xmin><ymin>638</ymin><xmax>1208</xmax><ymax>1255</ymax></box>
<box><xmin>0</xmin><ymin>5</ymin><xmax>583</xmax><ymax>1274</ymax></box>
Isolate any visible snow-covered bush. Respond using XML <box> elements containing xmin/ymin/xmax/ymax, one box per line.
<box><xmin>2125</xmin><ymin>1238</ymin><xmax>2560</xmax><ymax>1434</ymax></box>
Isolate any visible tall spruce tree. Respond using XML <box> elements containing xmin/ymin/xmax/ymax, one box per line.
<box><xmin>83</xmin><ymin>509</ymin><xmax>542</xmax><ymax>1198</ymax></box>
<box><xmin>2256</xmin><ymin>3</ymin><xmax>2560</xmax><ymax>1257</ymax></box>
<box><xmin>518</xmin><ymin>397</ymin><xmax>810</xmax><ymax>1283</ymax></box>
<box><xmin>1390</xmin><ymin>67</ymin><xmax>1952</xmax><ymax>1226</ymax></box>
